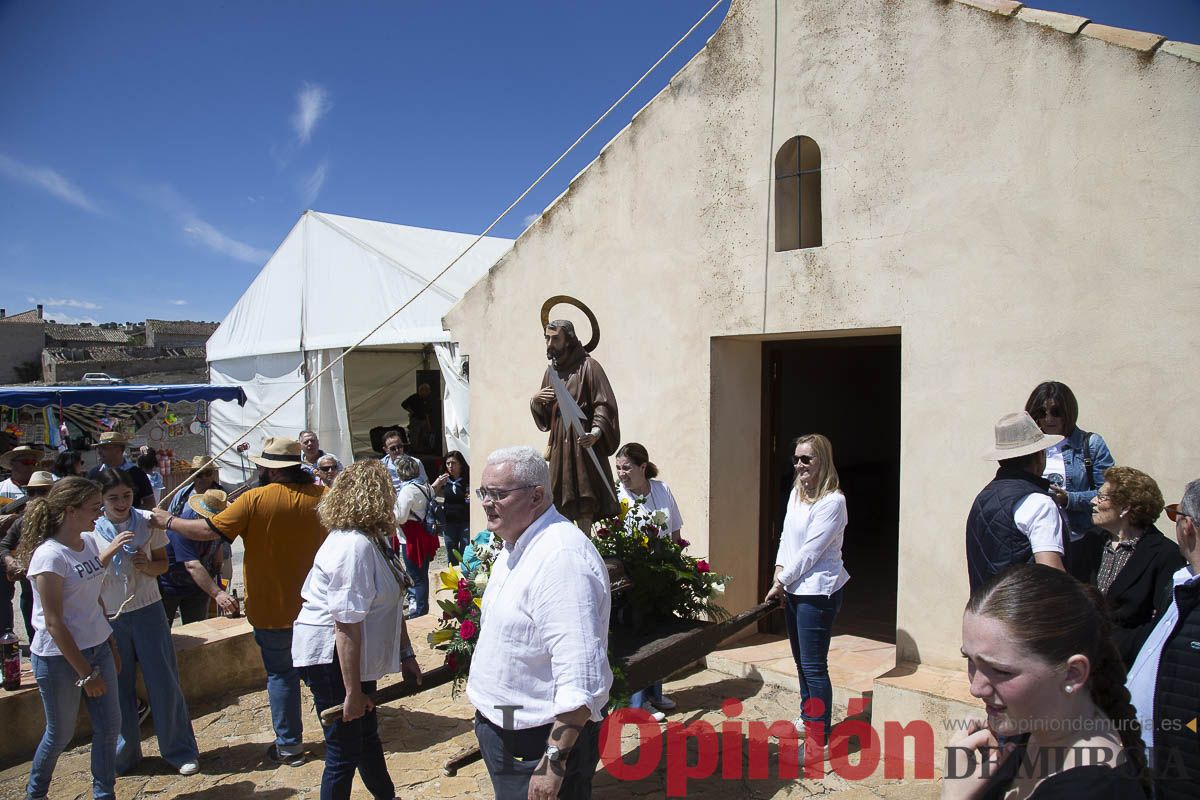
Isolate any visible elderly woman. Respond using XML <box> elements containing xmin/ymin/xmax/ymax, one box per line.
<box><xmin>292</xmin><ymin>460</ymin><xmax>421</xmax><ymax>800</ymax></box>
<box><xmin>1089</xmin><ymin>466</ymin><xmax>1184</xmax><ymax>665</ymax></box>
<box><xmin>764</xmin><ymin>434</ymin><xmax>850</xmax><ymax>746</ymax></box>
<box><xmin>315</xmin><ymin>453</ymin><xmax>343</xmax><ymax>487</ymax></box>
<box><xmin>1025</xmin><ymin>381</ymin><xmax>1114</xmax><ymax>582</ymax></box>
<box><xmin>944</xmin><ymin>565</ymin><xmax>1147</xmax><ymax>799</ymax></box>
<box><xmin>615</xmin><ymin>442</ymin><xmax>684</xmax><ymax>722</ymax></box>
<box><xmin>391</xmin><ymin>455</ymin><xmax>438</xmax><ymax>619</ymax></box>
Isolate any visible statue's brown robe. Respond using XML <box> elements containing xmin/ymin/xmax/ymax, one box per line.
<box><xmin>530</xmin><ymin>345</ymin><xmax>620</xmax><ymax>524</ymax></box>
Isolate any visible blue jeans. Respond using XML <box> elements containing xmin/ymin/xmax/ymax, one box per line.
<box><xmin>443</xmin><ymin>523</ymin><xmax>470</xmax><ymax>567</ymax></box>
<box><xmin>253</xmin><ymin>627</ymin><xmax>303</xmax><ymax>749</ymax></box>
<box><xmin>402</xmin><ymin>552</ymin><xmax>430</xmax><ymax>617</ymax></box>
<box><xmin>784</xmin><ymin>588</ymin><xmax>844</xmax><ymax>735</ymax></box>
<box><xmin>28</xmin><ymin>643</ymin><xmax>121</xmax><ymax>800</ymax></box>
<box><xmin>629</xmin><ymin>682</ymin><xmax>663</xmax><ymax>709</ymax></box>
<box><xmin>475</xmin><ymin>713</ymin><xmax>601</xmax><ymax>799</ymax></box>
<box><xmin>298</xmin><ymin>660</ymin><xmax>393</xmax><ymax>800</ymax></box>
<box><xmin>110</xmin><ymin>601</ymin><xmax>199</xmax><ymax>773</ymax></box>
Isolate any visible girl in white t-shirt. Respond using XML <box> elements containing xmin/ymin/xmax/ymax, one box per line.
<box><xmin>16</xmin><ymin>476</ymin><xmax>133</xmax><ymax>800</ymax></box>
<box><xmin>615</xmin><ymin>442</ymin><xmax>686</xmax><ymax>721</ymax></box>
<box><xmin>89</xmin><ymin>467</ymin><xmax>199</xmax><ymax>776</ymax></box>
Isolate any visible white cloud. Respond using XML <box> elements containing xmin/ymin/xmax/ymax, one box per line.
<box><xmin>27</xmin><ymin>296</ymin><xmax>101</xmax><ymax>310</ymax></box>
<box><xmin>137</xmin><ymin>182</ymin><xmax>271</xmax><ymax>266</ymax></box>
<box><xmin>182</xmin><ymin>217</ymin><xmax>271</xmax><ymax>264</ymax></box>
<box><xmin>523</xmin><ymin>213</ymin><xmax>541</xmax><ymax>228</ymax></box>
<box><xmin>0</xmin><ymin>153</ymin><xmax>100</xmax><ymax>214</ymax></box>
<box><xmin>292</xmin><ymin>83</ymin><xmax>332</xmax><ymax>145</ymax></box>
<box><xmin>168</xmin><ymin>299</ymin><xmax>188</xmax><ymax>306</ymax></box>
<box><xmin>300</xmin><ymin>159</ymin><xmax>329</xmax><ymax>208</ymax></box>
<box><xmin>43</xmin><ymin>311</ymin><xmax>100</xmax><ymax>325</ymax></box>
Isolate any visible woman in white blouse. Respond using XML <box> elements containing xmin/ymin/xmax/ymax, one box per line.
<box><xmin>292</xmin><ymin>460</ymin><xmax>422</xmax><ymax>800</ymax></box>
<box><xmin>764</xmin><ymin>434</ymin><xmax>850</xmax><ymax>745</ymax></box>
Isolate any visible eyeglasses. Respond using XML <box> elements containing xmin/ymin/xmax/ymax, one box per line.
<box><xmin>385</xmin><ymin>444</ymin><xmax>404</xmax><ymax>454</ymax></box>
<box><xmin>1166</xmin><ymin>503</ymin><xmax>1192</xmax><ymax>523</ymax></box>
<box><xmin>792</xmin><ymin>454</ymin><xmax>815</xmax><ymax>466</ymax></box>
<box><xmin>475</xmin><ymin>485</ymin><xmax>537</xmax><ymax>503</ymax></box>
<box><xmin>1095</xmin><ymin>493</ymin><xmax>1114</xmax><ymax>504</ymax></box>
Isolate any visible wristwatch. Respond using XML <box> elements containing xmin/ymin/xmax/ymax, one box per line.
<box><xmin>545</xmin><ymin>744</ymin><xmax>569</xmax><ymax>763</ymax></box>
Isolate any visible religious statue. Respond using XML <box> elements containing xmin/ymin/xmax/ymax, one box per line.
<box><xmin>530</xmin><ymin>296</ymin><xmax>620</xmax><ymax>532</ymax></box>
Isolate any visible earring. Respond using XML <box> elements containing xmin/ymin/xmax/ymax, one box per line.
<box><xmin>1064</xmin><ymin>685</ymin><xmax>1075</xmax><ymax>694</ymax></box>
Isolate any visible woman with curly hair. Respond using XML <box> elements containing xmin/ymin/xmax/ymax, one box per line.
<box><xmin>943</xmin><ymin>564</ymin><xmax>1148</xmax><ymax>799</ymax></box>
<box><xmin>1089</xmin><ymin>466</ymin><xmax>1184</xmax><ymax>664</ymax></box>
<box><xmin>291</xmin><ymin>460</ymin><xmax>423</xmax><ymax>800</ymax></box>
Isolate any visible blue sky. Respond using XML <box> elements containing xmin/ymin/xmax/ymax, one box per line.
<box><xmin>2</xmin><ymin>1</ymin><xmax>1197</xmax><ymax>327</ymax></box>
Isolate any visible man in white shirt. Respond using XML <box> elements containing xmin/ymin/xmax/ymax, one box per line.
<box><xmin>467</xmin><ymin>446</ymin><xmax>611</xmax><ymax>800</ymax></box>
<box><xmin>0</xmin><ymin>444</ymin><xmax>48</xmax><ymax>506</ymax></box>
<box><xmin>1126</xmin><ymin>479</ymin><xmax>1200</xmax><ymax>800</ymax></box>
<box><xmin>965</xmin><ymin>412</ymin><xmax>1066</xmax><ymax>594</ymax></box>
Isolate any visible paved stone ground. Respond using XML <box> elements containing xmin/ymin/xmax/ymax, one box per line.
<box><xmin>0</xmin><ymin>663</ymin><xmax>941</xmax><ymax>799</ymax></box>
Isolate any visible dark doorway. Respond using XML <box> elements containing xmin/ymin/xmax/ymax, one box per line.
<box><xmin>758</xmin><ymin>335</ymin><xmax>900</xmax><ymax>642</ymax></box>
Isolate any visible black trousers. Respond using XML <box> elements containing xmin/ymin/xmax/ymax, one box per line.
<box><xmin>1</xmin><ymin>575</ymin><xmax>34</xmax><ymax>641</ymax></box>
<box><xmin>474</xmin><ymin>712</ymin><xmax>601</xmax><ymax>799</ymax></box>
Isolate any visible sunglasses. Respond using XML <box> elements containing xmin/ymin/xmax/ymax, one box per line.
<box><xmin>791</xmin><ymin>454</ymin><xmax>815</xmax><ymax>466</ymax></box>
<box><xmin>1165</xmin><ymin>503</ymin><xmax>1192</xmax><ymax>523</ymax></box>
<box><xmin>13</xmin><ymin>458</ymin><xmax>39</xmax><ymax>467</ymax></box>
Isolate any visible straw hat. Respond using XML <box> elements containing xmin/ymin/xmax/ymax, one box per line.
<box><xmin>191</xmin><ymin>455</ymin><xmax>218</xmax><ymax>472</ymax></box>
<box><xmin>248</xmin><ymin>437</ymin><xmax>303</xmax><ymax>469</ymax></box>
<box><xmin>187</xmin><ymin>489</ymin><xmax>229</xmax><ymax>519</ymax></box>
<box><xmin>0</xmin><ymin>445</ymin><xmax>51</xmax><ymax>470</ymax></box>
<box><xmin>982</xmin><ymin>411</ymin><xmax>1064</xmax><ymax>461</ymax></box>
<box><xmin>96</xmin><ymin>431</ymin><xmax>131</xmax><ymax>448</ymax></box>
<box><xmin>26</xmin><ymin>471</ymin><xmax>57</xmax><ymax>489</ymax></box>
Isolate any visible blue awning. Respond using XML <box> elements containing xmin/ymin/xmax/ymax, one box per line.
<box><xmin>0</xmin><ymin>384</ymin><xmax>247</xmax><ymax>409</ymax></box>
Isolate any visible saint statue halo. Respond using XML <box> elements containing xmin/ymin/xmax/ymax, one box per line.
<box><xmin>539</xmin><ymin>295</ymin><xmax>600</xmax><ymax>354</ymax></box>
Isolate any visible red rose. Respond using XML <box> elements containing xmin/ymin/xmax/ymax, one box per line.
<box><xmin>447</xmin><ymin>653</ymin><xmax>459</xmax><ymax>671</ymax></box>
<box><xmin>460</xmin><ymin>620</ymin><xmax>478</xmax><ymax>641</ymax></box>
<box><xmin>696</xmin><ymin>559</ymin><xmax>711</xmax><ymax>574</ymax></box>
<box><xmin>595</xmin><ymin>527</ymin><xmax>609</xmax><ymax>538</ymax></box>
<box><xmin>455</xmin><ymin>588</ymin><xmax>473</xmax><ymax>607</ymax></box>
<box><xmin>458</xmin><ymin>578</ymin><xmax>470</xmax><ymax>591</ymax></box>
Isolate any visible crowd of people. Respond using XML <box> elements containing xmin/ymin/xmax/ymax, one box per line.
<box><xmin>0</xmin><ymin>374</ymin><xmax>1196</xmax><ymax>799</ymax></box>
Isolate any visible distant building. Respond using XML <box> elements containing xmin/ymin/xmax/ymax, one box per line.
<box><xmin>0</xmin><ymin>307</ymin><xmax>47</xmax><ymax>383</ymax></box>
<box><xmin>145</xmin><ymin>319</ymin><xmax>219</xmax><ymax>349</ymax></box>
<box><xmin>44</xmin><ymin>323</ymin><xmax>131</xmax><ymax>348</ymax></box>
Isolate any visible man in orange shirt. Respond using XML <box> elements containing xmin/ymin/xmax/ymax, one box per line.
<box><xmin>154</xmin><ymin>438</ymin><xmax>326</xmax><ymax>766</ymax></box>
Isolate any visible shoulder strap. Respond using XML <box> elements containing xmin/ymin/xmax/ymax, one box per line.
<box><xmin>1077</xmin><ymin>428</ymin><xmax>1096</xmax><ymax>491</ymax></box>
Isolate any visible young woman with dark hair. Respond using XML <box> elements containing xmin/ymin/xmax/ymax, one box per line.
<box><xmin>51</xmin><ymin>450</ymin><xmax>86</xmax><ymax>479</ymax></box>
<box><xmin>1025</xmin><ymin>381</ymin><xmax>1115</xmax><ymax>581</ymax></box>
<box><xmin>86</xmin><ymin>467</ymin><xmax>200</xmax><ymax>777</ymax></box>
<box><xmin>431</xmin><ymin>450</ymin><xmax>470</xmax><ymax>566</ymax></box>
<box><xmin>944</xmin><ymin>564</ymin><xmax>1148</xmax><ymax>799</ymax></box>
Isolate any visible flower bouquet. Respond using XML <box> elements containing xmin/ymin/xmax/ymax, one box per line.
<box><xmin>427</xmin><ymin>530</ymin><xmax>502</xmax><ymax>695</ymax></box>
<box><xmin>592</xmin><ymin>496</ymin><xmax>728</xmax><ymax>634</ymax></box>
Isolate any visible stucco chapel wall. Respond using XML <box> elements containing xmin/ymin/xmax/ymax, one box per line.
<box><xmin>445</xmin><ymin>0</ymin><xmax>1200</xmax><ymax>671</ymax></box>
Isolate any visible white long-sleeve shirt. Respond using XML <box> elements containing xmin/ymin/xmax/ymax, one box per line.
<box><xmin>467</xmin><ymin>505</ymin><xmax>612</xmax><ymax>729</ymax></box>
<box><xmin>774</xmin><ymin>489</ymin><xmax>850</xmax><ymax>596</ymax></box>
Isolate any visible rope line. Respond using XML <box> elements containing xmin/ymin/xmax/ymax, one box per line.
<box><xmin>160</xmin><ymin>0</ymin><xmax>727</xmax><ymax>510</ymax></box>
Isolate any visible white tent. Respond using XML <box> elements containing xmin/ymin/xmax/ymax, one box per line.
<box><xmin>206</xmin><ymin>211</ymin><xmax>512</xmax><ymax>481</ymax></box>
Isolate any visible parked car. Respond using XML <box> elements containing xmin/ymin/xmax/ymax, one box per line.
<box><xmin>81</xmin><ymin>373</ymin><xmax>126</xmax><ymax>385</ymax></box>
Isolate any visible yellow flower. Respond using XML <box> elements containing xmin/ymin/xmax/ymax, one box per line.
<box><xmin>640</xmin><ymin>535</ymin><xmax>650</xmax><ymax>548</ymax></box>
<box><xmin>619</xmin><ymin>498</ymin><xmax>630</xmax><ymax>520</ymax></box>
<box><xmin>429</xmin><ymin>628</ymin><xmax>455</xmax><ymax>645</ymax></box>
<box><xmin>474</xmin><ymin>597</ymin><xmax>482</xmax><ymax>609</ymax></box>
<box><xmin>438</xmin><ymin>567</ymin><xmax>463</xmax><ymax>592</ymax></box>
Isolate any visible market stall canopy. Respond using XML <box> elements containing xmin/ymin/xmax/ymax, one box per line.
<box><xmin>0</xmin><ymin>384</ymin><xmax>247</xmax><ymax>409</ymax></box>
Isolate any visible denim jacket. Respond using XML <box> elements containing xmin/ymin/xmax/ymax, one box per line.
<box><xmin>1060</xmin><ymin>426</ymin><xmax>1114</xmax><ymax>533</ymax></box>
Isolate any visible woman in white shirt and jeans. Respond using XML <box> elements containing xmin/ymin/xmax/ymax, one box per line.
<box><xmin>765</xmin><ymin>434</ymin><xmax>850</xmax><ymax>745</ymax></box>
<box><xmin>293</xmin><ymin>460</ymin><xmax>422</xmax><ymax>800</ymax></box>
<box><xmin>17</xmin><ymin>476</ymin><xmax>132</xmax><ymax>800</ymax></box>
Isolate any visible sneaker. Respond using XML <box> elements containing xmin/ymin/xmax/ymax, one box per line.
<box><xmin>137</xmin><ymin>700</ymin><xmax>150</xmax><ymax>725</ymax></box>
<box><xmin>178</xmin><ymin>761</ymin><xmax>199</xmax><ymax>776</ymax></box>
<box><xmin>639</xmin><ymin>700</ymin><xmax>666</xmax><ymax>723</ymax></box>
<box><xmin>266</xmin><ymin>744</ymin><xmax>307</xmax><ymax>767</ymax></box>
<box><xmin>651</xmin><ymin>695</ymin><xmax>677</xmax><ymax>711</ymax></box>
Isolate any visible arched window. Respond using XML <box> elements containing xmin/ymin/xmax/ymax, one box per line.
<box><xmin>774</xmin><ymin>136</ymin><xmax>822</xmax><ymax>251</ymax></box>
